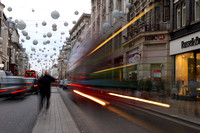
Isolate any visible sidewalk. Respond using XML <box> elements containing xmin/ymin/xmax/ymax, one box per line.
<box><xmin>32</xmin><ymin>87</ymin><xmax>80</xmax><ymax>133</ymax></box>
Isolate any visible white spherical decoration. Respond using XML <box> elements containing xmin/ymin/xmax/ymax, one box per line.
<box><xmin>61</xmin><ymin>32</ymin><xmax>65</xmax><ymax>35</ymax></box>
<box><xmin>126</xmin><ymin>2</ymin><xmax>131</xmax><ymax>9</ymax></box>
<box><xmin>42</xmin><ymin>21</ymin><xmax>47</xmax><ymax>26</ymax></box>
<box><xmin>22</xmin><ymin>30</ymin><xmax>28</xmax><ymax>36</ymax></box>
<box><xmin>54</xmin><ymin>41</ymin><xmax>56</xmax><ymax>43</ymax></box>
<box><xmin>103</xmin><ymin>22</ymin><xmax>111</xmax><ymax>31</ymax></box>
<box><xmin>43</xmin><ymin>41</ymin><xmax>47</xmax><ymax>45</ymax></box>
<box><xmin>0</xmin><ymin>37</ymin><xmax>3</xmax><ymax>43</ymax></box>
<box><xmin>52</xmin><ymin>28</ymin><xmax>57</xmax><ymax>31</ymax></box>
<box><xmin>46</xmin><ymin>40</ymin><xmax>50</xmax><ymax>44</ymax></box>
<box><xmin>52</xmin><ymin>23</ymin><xmax>57</xmax><ymax>28</ymax></box>
<box><xmin>17</xmin><ymin>20</ymin><xmax>26</xmax><ymax>30</ymax></box>
<box><xmin>47</xmin><ymin>32</ymin><xmax>52</xmax><ymax>38</ymax></box>
<box><xmin>51</xmin><ymin>10</ymin><xmax>60</xmax><ymax>19</ymax></box>
<box><xmin>32</xmin><ymin>9</ymin><xmax>35</xmax><ymax>12</ymax></box>
<box><xmin>72</xmin><ymin>21</ymin><xmax>76</xmax><ymax>24</ymax></box>
<box><xmin>112</xmin><ymin>10</ymin><xmax>121</xmax><ymax>19</ymax></box>
<box><xmin>7</xmin><ymin>7</ymin><xmax>12</xmax><ymax>12</ymax></box>
<box><xmin>74</xmin><ymin>10</ymin><xmax>79</xmax><ymax>15</ymax></box>
<box><xmin>119</xmin><ymin>11</ymin><xmax>124</xmax><ymax>18</ymax></box>
<box><xmin>33</xmin><ymin>40</ymin><xmax>38</xmax><ymax>45</ymax></box>
<box><xmin>43</xmin><ymin>34</ymin><xmax>46</xmax><ymax>38</ymax></box>
<box><xmin>64</xmin><ymin>22</ymin><xmax>68</xmax><ymax>27</ymax></box>
<box><xmin>15</xmin><ymin>19</ymin><xmax>19</xmax><ymax>23</ymax></box>
<box><xmin>26</xmin><ymin>36</ymin><xmax>30</xmax><ymax>40</ymax></box>
<box><xmin>21</xmin><ymin>39</ymin><xmax>25</xmax><ymax>42</ymax></box>
<box><xmin>53</xmin><ymin>48</ymin><xmax>56</xmax><ymax>51</ymax></box>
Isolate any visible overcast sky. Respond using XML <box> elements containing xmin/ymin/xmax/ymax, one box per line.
<box><xmin>1</xmin><ymin>0</ymin><xmax>91</xmax><ymax>72</ymax></box>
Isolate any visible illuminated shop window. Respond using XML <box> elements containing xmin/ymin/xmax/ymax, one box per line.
<box><xmin>175</xmin><ymin>52</ymin><xmax>194</xmax><ymax>86</ymax></box>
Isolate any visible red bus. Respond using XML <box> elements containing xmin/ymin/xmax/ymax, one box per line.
<box><xmin>25</xmin><ymin>70</ymin><xmax>38</xmax><ymax>78</ymax></box>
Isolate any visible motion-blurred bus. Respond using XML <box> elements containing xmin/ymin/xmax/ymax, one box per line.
<box><xmin>24</xmin><ymin>70</ymin><xmax>38</xmax><ymax>94</ymax></box>
<box><xmin>25</xmin><ymin>70</ymin><xmax>38</xmax><ymax>78</ymax></box>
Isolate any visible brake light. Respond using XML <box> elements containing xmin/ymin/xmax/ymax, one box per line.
<box><xmin>25</xmin><ymin>74</ymin><xmax>28</xmax><ymax>77</ymax></box>
<box><xmin>11</xmin><ymin>89</ymin><xmax>26</xmax><ymax>94</ymax></box>
<box><xmin>0</xmin><ymin>89</ymin><xmax>8</xmax><ymax>92</ymax></box>
<box><xmin>34</xmin><ymin>85</ymin><xmax>38</xmax><ymax>87</ymax></box>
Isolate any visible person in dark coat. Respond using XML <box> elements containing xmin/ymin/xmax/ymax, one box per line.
<box><xmin>38</xmin><ymin>71</ymin><xmax>55</xmax><ymax>111</ymax></box>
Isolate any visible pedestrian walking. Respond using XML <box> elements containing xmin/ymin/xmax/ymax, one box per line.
<box><xmin>38</xmin><ymin>71</ymin><xmax>55</xmax><ymax>112</ymax></box>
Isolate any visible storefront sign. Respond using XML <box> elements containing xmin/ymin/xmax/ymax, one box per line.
<box><xmin>145</xmin><ymin>35</ymin><xmax>165</xmax><ymax>41</ymax></box>
<box><xmin>170</xmin><ymin>31</ymin><xmax>200</xmax><ymax>55</ymax></box>
<box><xmin>158</xmin><ymin>35</ymin><xmax>165</xmax><ymax>40</ymax></box>
<box><xmin>181</xmin><ymin>36</ymin><xmax>200</xmax><ymax>48</ymax></box>
<box><xmin>128</xmin><ymin>53</ymin><xmax>141</xmax><ymax>64</ymax></box>
<box><xmin>0</xmin><ymin>64</ymin><xmax>4</xmax><ymax>68</ymax></box>
<box><xmin>153</xmin><ymin>70</ymin><xmax>161</xmax><ymax>78</ymax></box>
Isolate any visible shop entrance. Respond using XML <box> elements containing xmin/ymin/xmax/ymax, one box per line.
<box><xmin>175</xmin><ymin>52</ymin><xmax>200</xmax><ymax>98</ymax></box>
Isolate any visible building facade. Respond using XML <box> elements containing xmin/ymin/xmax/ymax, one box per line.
<box><xmin>170</xmin><ymin>0</ymin><xmax>200</xmax><ymax>98</ymax></box>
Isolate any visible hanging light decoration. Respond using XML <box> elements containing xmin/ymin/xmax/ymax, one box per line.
<box><xmin>61</xmin><ymin>32</ymin><xmax>65</xmax><ymax>35</ymax></box>
<box><xmin>21</xmin><ymin>39</ymin><xmax>25</xmax><ymax>42</ymax></box>
<box><xmin>52</xmin><ymin>23</ymin><xmax>57</xmax><ymax>28</ymax></box>
<box><xmin>46</xmin><ymin>40</ymin><xmax>50</xmax><ymax>44</ymax></box>
<box><xmin>7</xmin><ymin>7</ymin><xmax>12</xmax><ymax>12</ymax></box>
<box><xmin>64</xmin><ymin>22</ymin><xmax>68</xmax><ymax>27</ymax></box>
<box><xmin>43</xmin><ymin>34</ymin><xmax>47</xmax><ymax>38</ymax></box>
<box><xmin>112</xmin><ymin>10</ymin><xmax>121</xmax><ymax>19</ymax></box>
<box><xmin>74</xmin><ymin>10</ymin><xmax>79</xmax><ymax>15</ymax></box>
<box><xmin>26</xmin><ymin>36</ymin><xmax>30</xmax><ymax>40</ymax></box>
<box><xmin>43</xmin><ymin>41</ymin><xmax>47</xmax><ymax>45</ymax></box>
<box><xmin>54</xmin><ymin>41</ymin><xmax>56</xmax><ymax>43</ymax></box>
<box><xmin>17</xmin><ymin>20</ymin><xmax>26</xmax><ymax>30</ymax></box>
<box><xmin>32</xmin><ymin>9</ymin><xmax>35</xmax><ymax>12</ymax></box>
<box><xmin>126</xmin><ymin>2</ymin><xmax>131</xmax><ymax>9</ymax></box>
<box><xmin>52</xmin><ymin>28</ymin><xmax>57</xmax><ymax>31</ymax></box>
<box><xmin>72</xmin><ymin>21</ymin><xmax>76</xmax><ymax>24</ymax></box>
<box><xmin>47</xmin><ymin>32</ymin><xmax>52</xmax><ymax>38</ymax></box>
<box><xmin>42</xmin><ymin>21</ymin><xmax>47</xmax><ymax>26</ymax></box>
<box><xmin>36</xmin><ymin>23</ymin><xmax>38</xmax><ymax>27</ymax></box>
<box><xmin>33</xmin><ymin>40</ymin><xmax>38</xmax><ymax>45</ymax></box>
<box><xmin>22</xmin><ymin>30</ymin><xmax>28</xmax><ymax>36</ymax></box>
<box><xmin>53</xmin><ymin>48</ymin><xmax>56</xmax><ymax>51</ymax></box>
<box><xmin>51</xmin><ymin>10</ymin><xmax>60</xmax><ymax>19</ymax></box>
<box><xmin>15</xmin><ymin>19</ymin><xmax>19</xmax><ymax>23</ymax></box>
<box><xmin>103</xmin><ymin>22</ymin><xmax>112</xmax><ymax>31</ymax></box>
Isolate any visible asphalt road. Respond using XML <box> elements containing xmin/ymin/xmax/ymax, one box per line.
<box><xmin>59</xmin><ymin>88</ymin><xmax>200</xmax><ymax>133</ymax></box>
<box><xmin>0</xmin><ymin>94</ymin><xmax>39</xmax><ymax>133</ymax></box>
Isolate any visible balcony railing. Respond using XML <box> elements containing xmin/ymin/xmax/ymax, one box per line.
<box><xmin>129</xmin><ymin>22</ymin><xmax>171</xmax><ymax>38</ymax></box>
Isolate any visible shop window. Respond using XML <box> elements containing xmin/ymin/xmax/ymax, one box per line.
<box><xmin>175</xmin><ymin>53</ymin><xmax>194</xmax><ymax>87</ymax></box>
<box><xmin>182</xmin><ymin>2</ymin><xmax>186</xmax><ymax>26</ymax></box>
<box><xmin>195</xmin><ymin>0</ymin><xmax>200</xmax><ymax>21</ymax></box>
<box><xmin>177</xmin><ymin>5</ymin><xmax>181</xmax><ymax>28</ymax></box>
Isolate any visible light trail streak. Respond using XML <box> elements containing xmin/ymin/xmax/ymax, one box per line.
<box><xmin>108</xmin><ymin>92</ymin><xmax>170</xmax><ymax>108</ymax></box>
<box><xmin>93</xmin><ymin>63</ymin><xmax>137</xmax><ymax>74</ymax></box>
<box><xmin>73</xmin><ymin>90</ymin><xmax>109</xmax><ymax>106</ymax></box>
<box><xmin>88</xmin><ymin>2</ymin><xmax>158</xmax><ymax>56</ymax></box>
